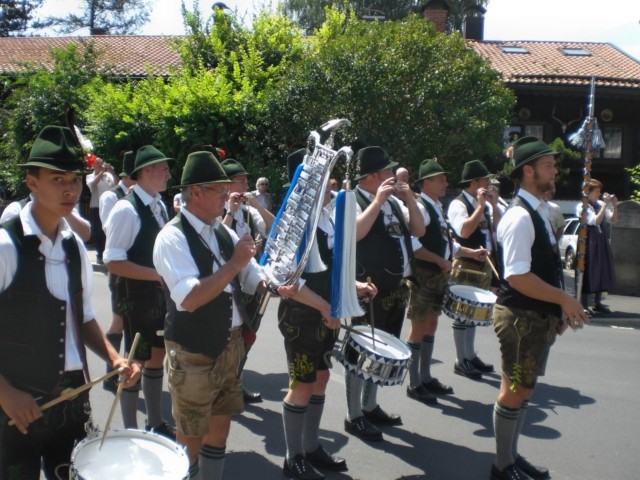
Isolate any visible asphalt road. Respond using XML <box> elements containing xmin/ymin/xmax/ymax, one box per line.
<box><xmin>72</xmin><ymin>266</ymin><xmax>640</xmax><ymax>480</ymax></box>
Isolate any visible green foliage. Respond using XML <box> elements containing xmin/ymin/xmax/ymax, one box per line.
<box><xmin>0</xmin><ymin>43</ymin><xmax>103</xmax><ymax>196</ymax></box>
<box><xmin>266</xmin><ymin>9</ymin><xmax>514</xmax><ymax>180</ymax></box>
<box><xmin>549</xmin><ymin>137</ymin><xmax>581</xmax><ymax>190</ymax></box>
<box><xmin>626</xmin><ymin>164</ymin><xmax>640</xmax><ymax>201</ymax></box>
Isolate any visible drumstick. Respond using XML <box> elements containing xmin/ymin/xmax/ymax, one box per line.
<box><xmin>8</xmin><ymin>368</ymin><xmax>124</xmax><ymax>427</ymax></box>
<box><xmin>485</xmin><ymin>255</ymin><xmax>500</xmax><ymax>279</ymax></box>
<box><xmin>340</xmin><ymin>323</ymin><xmax>388</xmax><ymax>347</ymax></box>
<box><xmin>99</xmin><ymin>332</ymin><xmax>141</xmax><ymax>450</ymax></box>
<box><xmin>366</xmin><ymin>276</ymin><xmax>375</xmax><ymax>349</ymax></box>
<box><xmin>453</xmin><ymin>266</ymin><xmax>487</xmax><ymax>277</ymax></box>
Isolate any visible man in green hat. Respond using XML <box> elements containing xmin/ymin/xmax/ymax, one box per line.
<box><xmin>153</xmin><ymin>150</ymin><xmax>339</xmax><ymax>480</ymax></box>
<box><xmin>491</xmin><ymin>136</ymin><xmax>588</xmax><ymax>480</ymax></box>
<box><xmin>446</xmin><ymin>159</ymin><xmax>497</xmax><ymax>380</ymax></box>
<box><xmin>0</xmin><ymin>126</ymin><xmax>140</xmax><ymax>479</ymax></box>
<box><xmin>104</xmin><ymin>144</ymin><xmax>176</xmax><ymax>438</ymax></box>
<box><xmin>98</xmin><ymin>150</ymin><xmax>137</xmax><ymax>393</ymax></box>
<box><xmin>343</xmin><ymin>146</ymin><xmax>425</xmax><ymax>442</ymax></box>
<box><xmin>405</xmin><ymin>159</ymin><xmax>487</xmax><ymax>405</ymax></box>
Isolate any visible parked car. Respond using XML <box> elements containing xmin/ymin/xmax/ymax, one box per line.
<box><xmin>559</xmin><ymin>217</ymin><xmax>579</xmax><ymax>269</ymax></box>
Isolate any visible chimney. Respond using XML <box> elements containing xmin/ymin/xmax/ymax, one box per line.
<box><xmin>464</xmin><ymin>4</ymin><xmax>486</xmax><ymax>40</ymax></box>
<box><xmin>90</xmin><ymin>27</ymin><xmax>108</xmax><ymax>36</ymax></box>
<box><xmin>420</xmin><ymin>1</ymin><xmax>450</xmax><ymax>33</ymax></box>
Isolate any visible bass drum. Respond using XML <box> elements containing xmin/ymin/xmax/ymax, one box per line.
<box><xmin>70</xmin><ymin>429</ymin><xmax>189</xmax><ymax>479</ymax></box>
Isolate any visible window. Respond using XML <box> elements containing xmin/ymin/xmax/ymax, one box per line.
<box><xmin>602</xmin><ymin>127</ymin><xmax>622</xmax><ymax>159</ymax></box>
<box><xmin>501</xmin><ymin>45</ymin><xmax>529</xmax><ymax>54</ymax></box>
<box><xmin>560</xmin><ymin>47</ymin><xmax>591</xmax><ymax>56</ymax></box>
<box><xmin>524</xmin><ymin>125</ymin><xmax>544</xmax><ymax>139</ymax></box>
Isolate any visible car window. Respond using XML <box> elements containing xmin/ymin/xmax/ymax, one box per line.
<box><xmin>563</xmin><ymin>219</ymin><xmax>579</xmax><ymax>235</ymax></box>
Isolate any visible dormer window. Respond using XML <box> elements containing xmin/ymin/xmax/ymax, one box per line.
<box><xmin>501</xmin><ymin>45</ymin><xmax>529</xmax><ymax>54</ymax></box>
<box><xmin>560</xmin><ymin>47</ymin><xmax>591</xmax><ymax>56</ymax></box>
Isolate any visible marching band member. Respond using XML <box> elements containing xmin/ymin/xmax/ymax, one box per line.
<box><xmin>447</xmin><ymin>159</ymin><xmax>498</xmax><ymax>380</ymax></box>
<box><xmin>0</xmin><ymin>126</ymin><xmax>139</xmax><ymax>480</ymax></box>
<box><xmin>154</xmin><ymin>150</ymin><xmax>339</xmax><ymax>480</ymax></box>
<box><xmin>491</xmin><ymin>136</ymin><xmax>588</xmax><ymax>480</ymax></box>
<box><xmin>278</xmin><ymin>149</ymin><xmax>377</xmax><ymax>479</ymax></box>
<box><xmin>343</xmin><ymin>146</ymin><xmax>424</xmax><ymax>442</ymax></box>
<box><xmin>406</xmin><ymin>159</ymin><xmax>486</xmax><ymax>404</ymax></box>
<box><xmin>104</xmin><ymin>145</ymin><xmax>175</xmax><ymax>438</ymax></box>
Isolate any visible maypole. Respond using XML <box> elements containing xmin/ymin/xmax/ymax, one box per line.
<box><xmin>568</xmin><ymin>77</ymin><xmax>606</xmax><ymax>304</ymax></box>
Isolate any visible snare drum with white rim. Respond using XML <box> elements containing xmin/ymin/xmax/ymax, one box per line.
<box><xmin>336</xmin><ymin>325</ymin><xmax>411</xmax><ymax>386</ymax></box>
<box><xmin>443</xmin><ymin>284</ymin><xmax>497</xmax><ymax>326</ymax></box>
<box><xmin>70</xmin><ymin>429</ymin><xmax>189</xmax><ymax>480</ymax></box>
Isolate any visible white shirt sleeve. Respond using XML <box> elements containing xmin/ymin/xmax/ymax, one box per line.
<box><xmin>497</xmin><ymin>205</ymin><xmax>535</xmax><ymax>278</ymax></box>
<box><xmin>103</xmin><ymin>200</ymin><xmax>141</xmax><ymax>264</ymax></box>
<box><xmin>447</xmin><ymin>198</ymin><xmax>469</xmax><ymax>237</ymax></box>
<box><xmin>99</xmin><ymin>191</ymin><xmax>117</xmax><ymax>228</ymax></box>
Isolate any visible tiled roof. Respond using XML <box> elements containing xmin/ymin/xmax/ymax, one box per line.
<box><xmin>468</xmin><ymin>40</ymin><xmax>640</xmax><ymax>90</ymax></box>
<box><xmin>0</xmin><ymin>35</ymin><xmax>183</xmax><ymax>77</ymax></box>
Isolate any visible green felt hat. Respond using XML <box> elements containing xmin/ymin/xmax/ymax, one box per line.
<box><xmin>130</xmin><ymin>145</ymin><xmax>175</xmax><ymax>180</ymax></box>
<box><xmin>119</xmin><ymin>150</ymin><xmax>135</xmax><ymax>177</ymax></box>
<box><xmin>221</xmin><ymin>158</ymin><xmax>249</xmax><ymax>179</ymax></box>
<box><xmin>175</xmin><ymin>151</ymin><xmax>231</xmax><ymax>188</ymax></box>
<box><xmin>283</xmin><ymin>148</ymin><xmax>306</xmax><ymax>189</ymax></box>
<box><xmin>354</xmin><ymin>146</ymin><xmax>398</xmax><ymax>181</ymax></box>
<box><xmin>18</xmin><ymin>126</ymin><xmax>86</xmax><ymax>173</ymax></box>
<box><xmin>510</xmin><ymin>136</ymin><xmax>559</xmax><ymax>178</ymax></box>
<box><xmin>417</xmin><ymin>158</ymin><xmax>447</xmax><ymax>181</ymax></box>
<box><xmin>459</xmin><ymin>159</ymin><xmax>491</xmax><ymax>185</ymax></box>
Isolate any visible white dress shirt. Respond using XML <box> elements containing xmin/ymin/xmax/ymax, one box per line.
<box><xmin>447</xmin><ymin>190</ymin><xmax>495</xmax><ymax>249</ymax></box>
<box><xmin>224</xmin><ymin>202</ymin><xmax>267</xmax><ymax>238</ymax></box>
<box><xmin>153</xmin><ymin>207</ymin><xmax>264</xmax><ymax>327</ymax></box>
<box><xmin>0</xmin><ymin>202</ymin><xmax>95</xmax><ymax>371</ymax></box>
<box><xmin>103</xmin><ymin>184</ymin><xmax>167</xmax><ymax>264</ymax></box>
<box><xmin>497</xmin><ymin>189</ymin><xmax>556</xmax><ymax>279</ymax></box>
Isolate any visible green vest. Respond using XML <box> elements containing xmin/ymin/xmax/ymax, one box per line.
<box><xmin>0</xmin><ymin>218</ymin><xmax>86</xmax><ymax>395</ymax></box>
<box><xmin>416</xmin><ymin>196</ymin><xmax>447</xmax><ymax>270</ymax></box>
<box><xmin>124</xmin><ymin>191</ymin><xmax>162</xmax><ymax>268</ymax></box>
<box><xmin>497</xmin><ymin>196</ymin><xmax>562</xmax><ymax>317</ymax></box>
<box><xmin>163</xmin><ymin>214</ymin><xmax>242</xmax><ymax>359</ymax></box>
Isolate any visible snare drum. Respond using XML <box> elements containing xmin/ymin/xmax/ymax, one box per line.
<box><xmin>443</xmin><ymin>285</ymin><xmax>497</xmax><ymax>326</ymax></box>
<box><xmin>336</xmin><ymin>325</ymin><xmax>410</xmax><ymax>386</ymax></box>
<box><xmin>70</xmin><ymin>429</ymin><xmax>189</xmax><ymax>479</ymax></box>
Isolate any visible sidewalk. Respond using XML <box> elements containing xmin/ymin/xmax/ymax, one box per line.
<box><xmin>85</xmin><ymin>245</ymin><xmax>640</xmax><ymax>329</ymax></box>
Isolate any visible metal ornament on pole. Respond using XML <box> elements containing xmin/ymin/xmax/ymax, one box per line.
<box><xmin>568</xmin><ymin>77</ymin><xmax>606</xmax><ymax>304</ymax></box>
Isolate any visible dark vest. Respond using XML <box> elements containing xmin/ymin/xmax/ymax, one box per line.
<box><xmin>496</xmin><ymin>196</ymin><xmax>563</xmax><ymax>317</ymax></box>
<box><xmin>290</xmin><ymin>224</ymin><xmax>333</xmax><ymax>306</ymax></box>
<box><xmin>111</xmin><ymin>183</ymin><xmax>128</xmax><ymax>200</ymax></box>
<box><xmin>163</xmin><ymin>214</ymin><xmax>237</xmax><ymax>359</ymax></box>
<box><xmin>416</xmin><ymin>196</ymin><xmax>447</xmax><ymax>271</ymax></box>
<box><xmin>355</xmin><ymin>190</ymin><xmax>415</xmax><ymax>291</ymax></box>
<box><xmin>452</xmin><ymin>192</ymin><xmax>486</xmax><ymax>249</ymax></box>
<box><xmin>0</xmin><ymin>218</ymin><xmax>86</xmax><ymax>395</ymax></box>
<box><xmin>124</xmin><ymin>191</ymin><xmax>162</xmax><ymax>268</ymax></box>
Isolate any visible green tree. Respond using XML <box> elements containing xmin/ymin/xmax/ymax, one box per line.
<box><xmin>33</xmin><ymin>0</ymin><xmax>152</xmax><ymax>35</ymax></box>
<box><xmin>0</xmin><ymin>0</ymin><xmax>43</xmax><ymax>36</ymax></box>
<box><xmin>265</xmin><ymin>8</ymin><xmax>514</xmax><ymax>180</ymax></box>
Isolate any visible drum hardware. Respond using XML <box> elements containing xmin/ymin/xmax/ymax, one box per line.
<box><xmin>335</xmin><ymin>325</ymin><xmax>411</xmax><ymax>386</ymax></box>
<box><xmin>99</xmin><ymin>332</ymin><xmax>141</xmax><ymax>450</ymax></box>
<box><xmin>8</xmin><ymin>368</ymin><xmax>124</xmax><ymax>427</ymax></box>
<box><xmin>70</xmin><ymin>429</ymin><xmax>189</xmax><ymax>479</ymax></box>
<box><xmin>443</xmin><ymin>285</ymin><xmax>497</xmax><ymax>326</ymax></box>
<box><xmin>366</xmin><ymin>276</ymin><xmax>376</xmax><ymax>349</ymax></box>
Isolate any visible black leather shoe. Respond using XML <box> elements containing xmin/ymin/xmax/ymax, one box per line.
<box><xmin>406</xmin><ymin>385</ymin><xmax>438</xmax><ymax>404</ymax></box>
<box><xmin>490</xmin><ymin>463</ymin><xmax>533</xmax><ymax>480</ymax></box>
<box><xmin>422</xmin><ymin>378</ymin><xmax>454</xmax><ymax>395</ymax></box>
<box><xmin>283</xmin><ymin>454</ymin><xmax>324</xmax><ymax>480</ymax></box>
<box><xmin>362</xmin><ymin>405</ymin><xmax>402</xmax><ymax>425</ymax></box>
<box><xmin>592</xmin><ymin>303</ymin><xmax>611</xmax><ymax>314</ymax></box>
<box><xmin>514</xmin><ymin>456</ymin><xmax>549</xmax><ymax>479</ymax></box>
<box><xmin>243</xmin><ymin>387</ymin><xmax>263</xmax><ymax>403</ymax></box>
<box><xmin>145</xmin><ymin>421</ymin><xmax>176</xmax><ymax>441</ymax></box>
<box><xmin>305</xmin><ymin>445</ymin><xmax>347</xmax><ymax>471</ymax></box>
<box><xmin>344</xmin><ymin>416</ymin><xmax>383</xmax><ymax>441</ymax></box>
<box><xmin>470</xmin><ymin>355</ymin><xmax>494</xmax><ymax>373</ymax></box>
<box><xmin>454</xmin><ymin>359</ymin><xmax>482</xmax><ymax>379</ymax></box>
